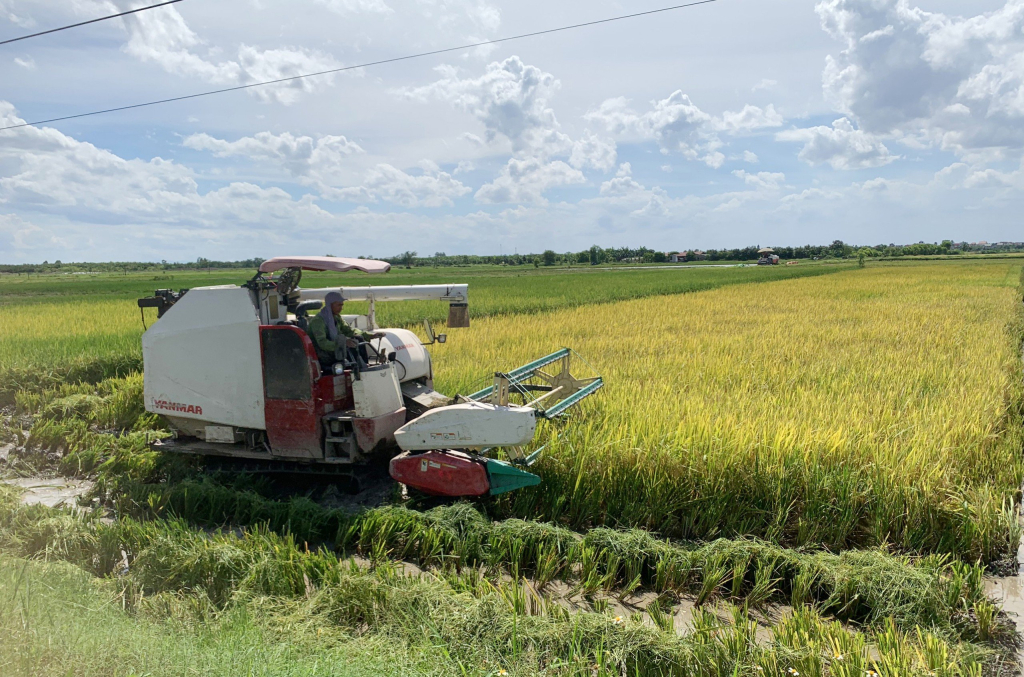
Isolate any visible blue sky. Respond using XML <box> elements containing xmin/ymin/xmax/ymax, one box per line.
<box><xmin>0</xmin><ymin>0</ymin><xmax>1022</xmax><ymax>262</ymax></box>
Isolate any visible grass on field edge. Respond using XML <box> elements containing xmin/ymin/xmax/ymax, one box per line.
<box><xmin>0</xmin><ymin>484</ymin><xmax>1015</xmax><ymax>677</ymax></box>
<box><xmin>107</xmin><ymin>478</ymin><xmax>1012</xmax><ymax>636</ymax></box>
<box><xmin>0</xmin><ymin>556</ymin><xmax>454</xmax><ymax>677</ymax></box>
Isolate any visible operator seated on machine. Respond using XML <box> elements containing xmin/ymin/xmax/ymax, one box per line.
<box><xmin>307</xmin><ymin>291</ymin><xmax>385</xmax><ymax>369</ymax></box>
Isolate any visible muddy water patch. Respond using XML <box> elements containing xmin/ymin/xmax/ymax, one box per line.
<box><xmin>985</xmin><ymin>514</ymin><xmax>1024</xmax><ymax>673</ymax></box>
<box><xmin>2</xmin><ymin>476</ymin><xmax>94</xmax><ymax>509</ymax></box>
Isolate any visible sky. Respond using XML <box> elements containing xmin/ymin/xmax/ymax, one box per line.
<box><xmin>0</xmin><ymin>0</ymin><xmax>1022</xmax><ymax>263</ymax></box>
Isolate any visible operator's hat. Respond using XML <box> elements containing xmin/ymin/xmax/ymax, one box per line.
<box><xmin>324</xmin><ymin>290</ymin><xmax>345</xmax><ymax>305</ymax></box>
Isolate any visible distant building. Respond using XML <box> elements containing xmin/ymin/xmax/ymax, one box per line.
<box><xmin>690</xmin><ymin>250</ymin><xmax>707</xmax><ymax>260</ymax></box>
<box><xmin>667</xmin><ymin>252</ymin><xmax>686</xmax><ymax>263</ymax></box>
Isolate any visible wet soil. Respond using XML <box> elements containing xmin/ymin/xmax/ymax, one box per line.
<box><xmin>3</xmin><ymin>475</ymin><xmax>94</xmax><ymax>510</ymax></box>
<box><xmin>986</xmin><ymin>535</ymin><xmax>1024</xmax><ymax>667</ymax></box>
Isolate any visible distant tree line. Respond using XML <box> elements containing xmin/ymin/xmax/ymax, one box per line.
<box><xmin>384</xmin><ymin>240</ymin><xmax>1024</xmax><ymax>268</ymax></box>
<box><xmin>385</xmin><ymin>246</ymin><xmax>667</xmax><ymax>269</ymax></box>
<box><xmin>0</xmin><ymin>257</ymin><xmax>266</xmax><ymax>275</ymax></box>
<box><xmin>3</xmin><ymin>241</ymin><xmax>1022</xmax><ymax>274</ymax></box>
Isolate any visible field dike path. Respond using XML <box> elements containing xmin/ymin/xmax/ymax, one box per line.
<box><xmin>986</xmin><ymin>540</ymin><xmax>1024</xmax><ymax>674</ymax></box>
<box><xmin>986</xmin><ymin>337</ymin><xmax>1024</xmax><ymax>674</ymax></box>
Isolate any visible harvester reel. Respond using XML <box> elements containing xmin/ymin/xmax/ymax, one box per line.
<box><xmin>539</xmin><ymin>367</ymin><xmax>591</xmax><ymax>403</ymax></box>
<box><xmin>488</xmin><ymin>351</ymin><xmax>600</xmax><ymax>414</ymax></box>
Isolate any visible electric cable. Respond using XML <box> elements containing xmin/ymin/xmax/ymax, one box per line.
<box><xmin>0</xmin><ymin>0</ymin><xmax>717</xmax><ymax>132</ymax></box>
<box><xmin>0</xmin><ymin>0</ymin><xmax>184</xmax><ymax>47</ymax></box>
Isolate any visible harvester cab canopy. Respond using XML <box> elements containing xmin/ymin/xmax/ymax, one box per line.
<box><xmin>250</xmin><ymin>256</ymin><xmax>469</xmax><ymax>331</ymax></box>
<box><xmin>258</xmin><ymin>256</ymin><xmax>392</xmax><ymax>275</ymax></box>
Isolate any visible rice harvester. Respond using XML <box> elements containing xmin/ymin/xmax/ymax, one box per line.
<box><xmin>137</xmin><ymin>256</ymin><xmax>603</xmax><ymax>497</ymax></box>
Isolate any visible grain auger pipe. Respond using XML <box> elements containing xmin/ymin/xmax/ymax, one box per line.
<box><xmin>389</xmin><ymin>348</ymin><xmax>604</xmax><ymax>497</ymax></box>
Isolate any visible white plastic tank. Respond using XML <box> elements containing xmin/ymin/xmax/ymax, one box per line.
<box><xmin>376</xmin><ymin>328</ymin><xmax>431</xmax><ymax>382</ymax></box>
<box><xmin>394</xmin><ymin>402</ymin><xmax>537</xmax><ymax>451</ymax></box>
<box><xmin>142</xmin><ymin>286</ymin><xmax>266</xmax><ymax>430</ymax></box>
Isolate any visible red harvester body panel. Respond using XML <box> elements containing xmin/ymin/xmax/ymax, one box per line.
<box><xmin>390</xmin><ymin>450</ymin><xmax>490</xmax><ymax>497</ymax></box>
<box><xmin>353</xmin><ymin>409</ymin><xmax>407</xmax><ymax>451</ymax></box>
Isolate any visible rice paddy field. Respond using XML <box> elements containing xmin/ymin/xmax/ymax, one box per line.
<box><xmin>0</xmin><ymin>262</ymin><xmax>840</xmax><ymax>397</ymax></box>
<box><xmin>1</xmin><ymin>258</ymin><xmax>1022</xmax><ymax>676</ymax></box>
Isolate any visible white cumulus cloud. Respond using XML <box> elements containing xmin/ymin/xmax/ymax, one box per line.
<box><xmin>53</xmin><ymin>0</ymin><xmax>343</xmax><ymax>104</ymax></box>
<box><xmin>816</xmin><ymin>0</ymin><xmax>1024</xmax><ymax>159</ymax></box>
<box><xmin>0</xmin><ymin>101</ymin><xmax>329</xmax><ymax>230</ymax></box>
<box><xmin>732</xmin><ymin>169</ymin><xmax>786</xmax><ymax>190</ymax></box>
<box><xmin>586</xmin><ymin>91</ymin><xmax>783</xmax><ymax>168</ymax></box>
<box><xmin>777</xmin><ymin>117</ymin><xmax>897</xmax><ymax>169</ymax></box>
<box><xmin>599</xmin><ymin>163</ymin><xmax>645</xmax><ymax>197</ymax></box>
<box><xmin>398</xmin><ymin>57</ymin><xmax>572</xmax><ymax>158</ymax></box>
<box><xmin>330</xmin><ymin>163</ymin><xmax>471</xmax><ymax>208</ymax></box>
<box><xmin>184</xmin><ymin>131</ymin><xmax>364</xmax><ymax>176</ymax></box>
<box><xmin>716</xmin><ymin>104</ymin><xmax>784</xmax><ymax>133</ymax></box>
<box><xmin>475</xmin><ymin>157</ymin><xmax>584</xmax><ymax>204</ymax></box>
<box><xmin>569</xmin><ymin>130</ymin><xmax>617</xmax><ymax>172</ymax></box>
<box><xmin>398</xmin><ymin>56</ymin><xmax>617</xmax><ymax>203</ymax></box>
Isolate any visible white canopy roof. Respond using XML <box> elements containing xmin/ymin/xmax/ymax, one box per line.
<box><xmin>259</xmin><ymin>256</ymin><xmax>391</xmax><ymax>275</ymax></box>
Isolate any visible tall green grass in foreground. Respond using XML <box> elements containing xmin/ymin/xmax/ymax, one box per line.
<box><xmin>0</xmin><ymin>486</ymin><xmax>1011</xmax><ymax>677</ymax></box>
<box><xmin>107</xmin><ymin>480</ymin><xmax>1009</xmax><ymax>639</ymax></box>
<box><xmin>0</xmin><ymin>558</ymin><xmax>444</xmax><ymax>677</ymax></box>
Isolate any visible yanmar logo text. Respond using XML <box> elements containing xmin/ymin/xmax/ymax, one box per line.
<box><xmin>153</xmin><ymin>399</ymin><xmax>203</xmax><ymax>415</ymax></box>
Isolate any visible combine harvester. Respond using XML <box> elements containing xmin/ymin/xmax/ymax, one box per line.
<box><xmin>137</xmin><ymin>256</ymin><xmax>602</xmax><ymax>498</ymax></box>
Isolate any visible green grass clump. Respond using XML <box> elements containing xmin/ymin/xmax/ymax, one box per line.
<box><xmin>0</xmin><ymin>557</ymin><xmax>461</xmax><ymax>677</ymax></box>
<box><xmin>0</xmin><ymin>495</ymin><xmax>1006</xmax><ymax>677</ymax></box>
<box><xmin>99</xmin><ymin>479</ymin><xmax>1003</xmax><ymax>645</ymax></box>
<box><xmin>0</xmin><ymin>352</ymin><xmax>142</xmax><ymax>406</ymax></box>
<box><xmin>2</xmin><ymin>373</ymin><xmax>168</xmax><ymax>480</ymax></box>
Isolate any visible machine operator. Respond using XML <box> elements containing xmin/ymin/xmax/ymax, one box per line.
<box><xmin>308</xmin><ymin>290</ymin><xmax>385</xmax><ymax>368</ymax></box>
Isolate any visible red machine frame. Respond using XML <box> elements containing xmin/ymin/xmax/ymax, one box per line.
<box><xmin>259</xmin><ymin>325</ymin><xmax>405</xmax><ymax>461</ymax></box>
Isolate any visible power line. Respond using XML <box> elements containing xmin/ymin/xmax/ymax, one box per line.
<box><xmin>0</xmin><ymin>0</ymin><xmax>717</xmax><ymax>132</ymax></box>
<box><xmin>0</xmin><ymin>0</ymin><xmax>184</xmax><ymax>47</ymax></box>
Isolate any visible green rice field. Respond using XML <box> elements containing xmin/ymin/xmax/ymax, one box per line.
<box><xmin>1</xmin><ymin>258</ymin><xmax>1022</xmax><ymax>676</ymax></box>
